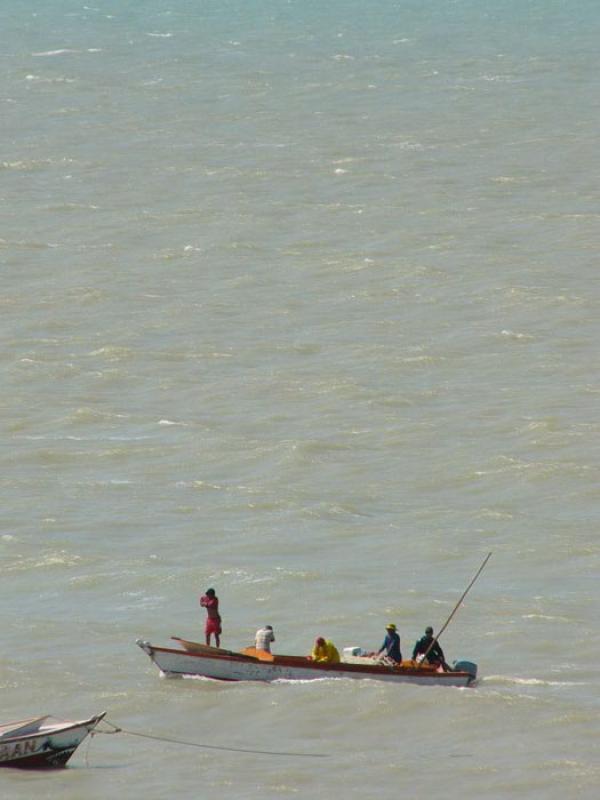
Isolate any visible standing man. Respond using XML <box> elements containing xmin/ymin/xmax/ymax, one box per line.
<box><xmin>200</xmin><ymin>588</ymin><xmax>222</xmax><ymax>647</ymax></box>
<box><xmin>255</xmin><ymin>624</ymin><xmax>275</xmax><ymax>653</ymax></box>
<box><xmin>377</xmin><ymin>623</ymin><xmax>402</xmax><ymax>663</ymax></box>
<box><xmin>412</xmin><ymin>626</ymin><xmax>448</xmax><ymax>668</ymax></box>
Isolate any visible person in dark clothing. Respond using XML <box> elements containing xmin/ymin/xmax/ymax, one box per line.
<box><xmin>377</xmin><ymin>623</ymin><xmax>402</xmax><ymax>663</ymax></box>
<box><xmin>412</xmin><ymin>626</ymin><xmax>448</xmax><ymax>668</ymax></box>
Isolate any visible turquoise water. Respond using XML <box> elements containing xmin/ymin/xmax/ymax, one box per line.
<box><xmin>1</xmin><ymin>2</ymin><xmax>600</xmax><ymax>797</ymax></box>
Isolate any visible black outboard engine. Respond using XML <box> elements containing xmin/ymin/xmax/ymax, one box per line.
<box><xmin>453</xmin><ymin>660</ymin><xmax>477</xmax><ymax>681</ymax></box>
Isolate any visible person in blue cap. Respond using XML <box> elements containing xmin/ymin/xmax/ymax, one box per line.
<box><xmin>412</xmin><ymin>626</ymin><xmax>448</xmax><ymax>668</ymax></box>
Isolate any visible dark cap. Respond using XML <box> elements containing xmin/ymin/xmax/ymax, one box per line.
<box><xmin>425</xmin><ymin>626</ymin><xmax>434</xmax><ymax>635</ymax></box>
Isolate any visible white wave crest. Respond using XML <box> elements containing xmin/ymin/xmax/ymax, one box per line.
<box><xmin>33</xmin><ymin>49</ymin><xmax>78</xmax><ymax>57</ymax></box>
<box><xmin>483</xmin><ymin>675</ymin><xmax>582</xmax><ymax>687</ymax></box>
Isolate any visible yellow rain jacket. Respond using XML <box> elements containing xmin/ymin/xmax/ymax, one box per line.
<box><xmin>311</xmin><ymin>640</ymin><xmax>340</xmax><ymax>664</ymax></box>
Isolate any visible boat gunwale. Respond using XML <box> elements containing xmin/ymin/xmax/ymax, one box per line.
<box><xmin>146</xmin><ymin>644</ymin><xmax>474</xmax><ymax>682</ymax></box>
<box><xmin>0</xmin><ymin>713</ymin><xmax>106</xmax><ymax>745</ymax></box>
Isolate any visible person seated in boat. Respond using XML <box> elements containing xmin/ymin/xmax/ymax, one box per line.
<box><xmin>376</xmin><ymin>623</ymin><xmax>402</xmax><ymax>663</ymax></box>
<box><xmin>412</xmin><ymin>626</ymin><xmax>449</xmax><ymax>669</ymax></box>
<box><xmin>200</xmin><ymin>588</ymin><xmax>222</xmax><ymax>647</ymax></box>
<box><xmin>255</xmin><ymin>625</ymin><xmax>275</xmax><ymax>653</ymax></box>
<box><xmin>309</xmin><ymin>637</ymin><xmax>340</xmax><ymax>664</ymax></box>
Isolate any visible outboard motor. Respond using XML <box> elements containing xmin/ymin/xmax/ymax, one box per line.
<box><xmin>453</xmin><ymin>660</ymin><xmax>477</xmax><ymax>681</ymax></box>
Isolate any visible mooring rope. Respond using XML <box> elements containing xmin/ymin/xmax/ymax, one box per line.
<box><xmin>90</xmin><ymin>718</ymin><xmax>328</xmax><ymax>758</ymax></box>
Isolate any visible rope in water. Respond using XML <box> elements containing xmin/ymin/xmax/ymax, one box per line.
<box><xmin>92</xmin><ymin>718</ymin><xmax>328</xmax><ymax>758</ymax></box>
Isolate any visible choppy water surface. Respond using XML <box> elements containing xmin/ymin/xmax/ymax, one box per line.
<box><xmin>1</xmin><ymin>1</ymin><xmax>599</xmax><ymax>797</ymax></box>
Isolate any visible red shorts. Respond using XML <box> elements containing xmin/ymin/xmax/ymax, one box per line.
<box><xmin>205</xmin><ymin>617</ymin><xmax>222</xmax><ymax>636</ymax></box>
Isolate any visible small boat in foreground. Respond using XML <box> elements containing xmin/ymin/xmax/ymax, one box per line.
<box><xmin>0</xmin><ymin>712</ymin><xmax>106</xmax><ymax>768</ymax></box>
<box><xmin>136</xmin><ymin>638</ymin><xmax>477</xmax><ymax>687</ymax></box>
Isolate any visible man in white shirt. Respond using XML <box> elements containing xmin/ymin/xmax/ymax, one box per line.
<box><xmin>255</xmin><ymin>625</ymin><xmax>275</xmax><ymax>653</ymax></box>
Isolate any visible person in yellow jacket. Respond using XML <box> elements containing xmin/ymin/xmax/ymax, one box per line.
<box><xmin>309</xmin><ymin>636</ymin><xmax>340</xmax><ymax>664</ymax></box>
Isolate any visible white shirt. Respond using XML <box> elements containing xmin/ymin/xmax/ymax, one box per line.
<box><xmin>255</xmin><ymin>627</ymin><xmax>275</xmax><ymax>652</ymax></box>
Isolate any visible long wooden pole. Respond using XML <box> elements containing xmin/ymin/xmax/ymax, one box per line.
<box><xmin>421</xmin><ymin>552</ymin><xmax>492</xmax><ymax>663</ymax></box>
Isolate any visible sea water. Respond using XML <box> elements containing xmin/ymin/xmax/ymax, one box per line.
<box><xmin>1</xmin><ymin>1</ymin><xmax>599</xmax><ymax>797</ymax></box>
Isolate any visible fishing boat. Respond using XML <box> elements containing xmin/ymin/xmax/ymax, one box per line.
<box><xmin>138</xmin><ymin>555</ymin><xmax>490</xmax><ymax>689</ymax></box>
<box><xmin>136</xmin><ymin>638</ymin><xmax>477</xmax><ymax>687</ymax></box>
<box><xmin>0</xmin><ymin>712</ymin><xmax>106</xmax><ymax>768</ymax></box>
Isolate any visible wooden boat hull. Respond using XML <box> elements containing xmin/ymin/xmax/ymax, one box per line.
<box><xmin>0</xmin><ymin>713</ymin><xmax>106</xmax><ymax>769</ymax></box>
<box><xmin>137</xmin><ymin>640</ymin><xmax>476</xmax><ymax>687</ymax></box>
